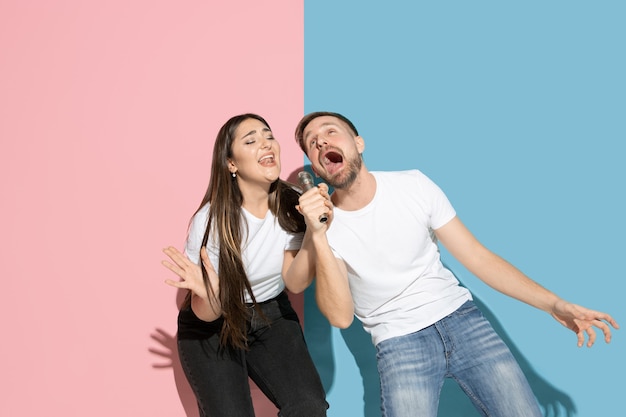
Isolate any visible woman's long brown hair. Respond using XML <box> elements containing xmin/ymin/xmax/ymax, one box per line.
<box><xmin>184</xmin><ymin>113</ymin><xmax>305</xmax><ymax>350</ymax></box>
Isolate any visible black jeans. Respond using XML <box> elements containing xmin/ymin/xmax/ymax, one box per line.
<box><xmin>177</xmin><ymin>291</ymin><xmax>328</xmax><ymax>417</ymax></box>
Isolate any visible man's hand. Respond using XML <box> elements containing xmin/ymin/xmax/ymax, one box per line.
<box><xmin>550</xmin><ymin>299</ymin><xmax>619</xmax><ymax>347</ymax></box>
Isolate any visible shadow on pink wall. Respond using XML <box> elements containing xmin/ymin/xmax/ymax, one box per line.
<box><xmin>149</xmin><ymin>272</ymin><xmax>306</xmax><ymax>416</ymax></box>
<box><xmin>147</xmin><ymin>167</ymin><xmax>312</xmax><ymax>416</ymax></box>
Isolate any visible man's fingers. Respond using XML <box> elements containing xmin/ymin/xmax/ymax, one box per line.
<box><xmin>585</xmin><ymin>326</ymin><xmax>597</xmax><ymax>347</ymax></box>
<box><xmin>603</xmin><ymin>314</ymin><xmax>619</xmax><ymax>329</ymax></box>
<box><xmin>594</xmin><ymin>320</ymin><xmax>613</xmax><ymax>343</ymax></box>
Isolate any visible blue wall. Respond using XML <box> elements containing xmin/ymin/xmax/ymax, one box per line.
<box><xmin>303</xmin><ymin>2</ymin><xmax>625</xmax><ymax>416</ymax></box>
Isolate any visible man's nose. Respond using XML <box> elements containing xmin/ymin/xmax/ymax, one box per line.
<box><xmin>316</xmin><ymin>136</ymin><xmax>328</xmax><ymax>149</ymax></box>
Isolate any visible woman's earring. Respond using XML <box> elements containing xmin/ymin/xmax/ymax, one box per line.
<box><xmin>232</xmin><ymin>172</ymin><xmax>237</xmax><ymax>178</ymax></box>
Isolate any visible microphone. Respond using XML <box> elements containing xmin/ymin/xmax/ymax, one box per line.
<box><xmin>297</xmin><ymin>171</ymin><xmax>328</xmax><ymax>223</ymax></box>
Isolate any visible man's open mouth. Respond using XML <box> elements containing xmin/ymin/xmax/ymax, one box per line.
<box><xmin>322</xmin><ymin>150</ymin><xmax>344</xmax><ymax>175</ymax></box>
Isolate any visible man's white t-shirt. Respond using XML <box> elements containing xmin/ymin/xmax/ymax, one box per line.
<box><xmin>185</xmin><ymin>204</ymin><xmax>303</xmax><ymax>303</ymax></box>
<box><xmin>327</xmin><ymin>170</ymin><xmax>471</xmax><ymax>346</ymax></box>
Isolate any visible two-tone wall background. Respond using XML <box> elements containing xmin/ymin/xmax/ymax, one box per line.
<box><xmin>1</xmin><ymin>1</ymin><xmax>623</xmax><ymax>416</ymax></box>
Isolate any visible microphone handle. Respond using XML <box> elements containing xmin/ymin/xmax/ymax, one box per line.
<box><xmin>297</xmin><ymin>172</ymin><xmax>328</xmax><ymax>224</ymax></box>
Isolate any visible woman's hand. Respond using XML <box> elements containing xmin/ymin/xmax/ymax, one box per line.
<box><xmin>161</xmin><ymin>246</ymin><xmax>218</xmax><ymax>301</ymax></box>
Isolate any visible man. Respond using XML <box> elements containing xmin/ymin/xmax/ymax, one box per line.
<box><xmin>294</xmin><ymin>111</ymin><xmax>619</xmax><ymax>417</ymax></box>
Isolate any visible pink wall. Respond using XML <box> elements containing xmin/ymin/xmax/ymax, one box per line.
<box><xmin>0</xmin><ymin>1</ymin><xmax>303</xmax><ymax>415</ymax></box>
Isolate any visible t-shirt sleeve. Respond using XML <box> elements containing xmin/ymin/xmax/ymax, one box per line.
<box><xmin>184</xmin><ymin>204</ymin><xmax>210</xmax><ymax>265</ymax></box>
<box><xmin>285</xmin><ymin>231</ymin><xmax>304</xmax><ymax>251</ymax></box>
<box><xmin>414</xmin><ymin>170</ymin><xmax>456</xmax><ymax>230</ymax></box>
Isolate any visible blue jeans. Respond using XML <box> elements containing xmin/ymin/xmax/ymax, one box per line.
<box><xmin>177</xmin><ymin>291</ymin><xmax>328</xmax><ymax>417</ymax></box>
<box><xmin>376</xmin><ymin>300</ymin><xmax>542</xmax><ymax>417</ymax></box>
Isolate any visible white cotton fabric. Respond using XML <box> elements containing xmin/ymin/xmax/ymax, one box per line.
<box><xmin>185</xmin><ymin>204</ymin><xmax>303</xmax><ymax>303</ymax></box>
<box><xmin>327</xmin><ymin>170</ymin><xmax>472</xmax><ymax>345</ymax></box>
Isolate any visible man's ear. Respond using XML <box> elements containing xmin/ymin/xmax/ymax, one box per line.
<box><xmin>355</xmin><ymin>135</ymin><xmax>365</xmax><ymax>154</ymax></box>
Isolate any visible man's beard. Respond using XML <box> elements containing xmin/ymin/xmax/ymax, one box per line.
<box><xmin>324</xmin><ymin>154</ymin><xmax>362</xmax><ymax>190</ymax></box>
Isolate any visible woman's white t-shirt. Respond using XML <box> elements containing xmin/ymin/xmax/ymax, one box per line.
<box><xmin>185</xmin><ymin>204</ymin><xmax>303</xmax><ymax>303</ymax></box>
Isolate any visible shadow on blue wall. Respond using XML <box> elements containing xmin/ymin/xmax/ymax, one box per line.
<box><xmin>304</xmin><ymin>279</ymin><xmax>577</xmax><ymax>417</ymax></box>
<box><xmin>289</xmin><ymin>165</ymin><xmax>576</xmax><ymax>416</ymax></box>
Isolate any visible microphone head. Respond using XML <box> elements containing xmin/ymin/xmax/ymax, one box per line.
<box><xmin>297</xmin><ymin>171</ymin><xmax>315</xmax><ymax>191</ymax></box>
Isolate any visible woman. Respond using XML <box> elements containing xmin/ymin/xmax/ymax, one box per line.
<box><xmin>162</xmin><ymin>114</ymin><xmax>330</xmax><ymax>417</ymax></box>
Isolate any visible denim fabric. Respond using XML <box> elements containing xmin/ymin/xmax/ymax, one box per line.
<box><xmin>178</xmin><ymin>291</ymin><xmax>328</xmax><ymax>417</ymax></box>
<box><xmin>376</xmin><ymin>300</ymin><xmax>542</xmax><ymax>417</ymax></box>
